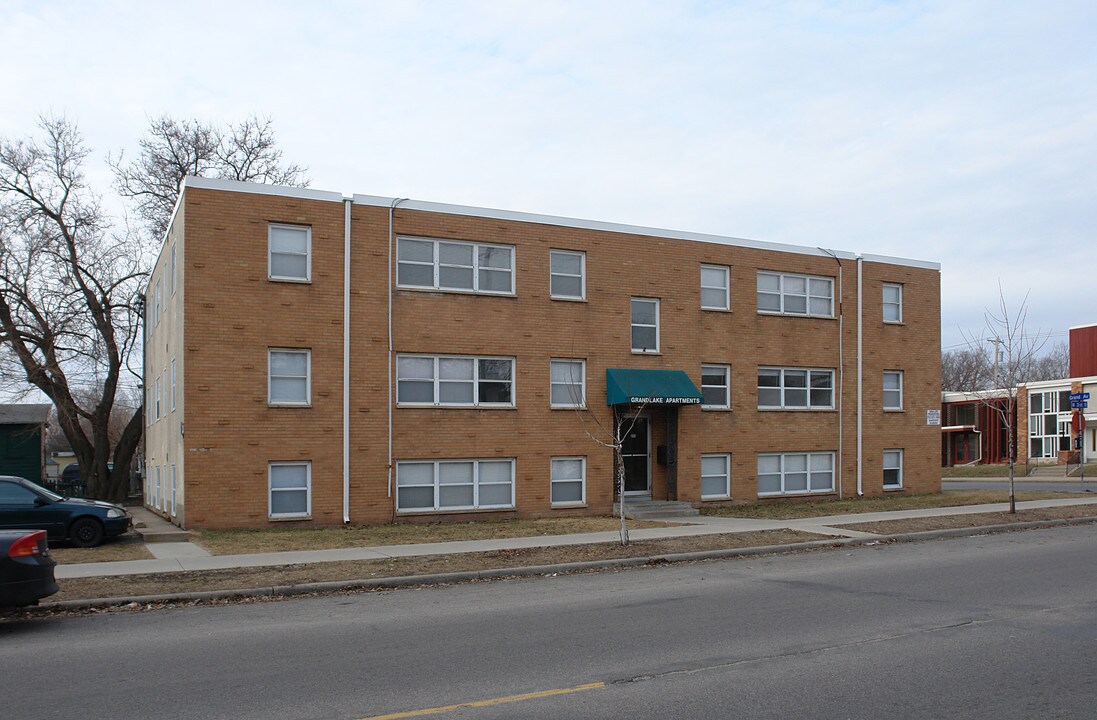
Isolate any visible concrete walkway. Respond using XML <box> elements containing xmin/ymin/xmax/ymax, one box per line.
<box><xmin>56</xmin><ymin>496</ymin><xmax>1097</xmax><ymax>580</ymax></box>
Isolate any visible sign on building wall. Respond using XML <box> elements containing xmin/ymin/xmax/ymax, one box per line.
<box><xmin>926</xmin><ymin>409</ymin><xmax>941</xmax><ymax>426</ymax></box>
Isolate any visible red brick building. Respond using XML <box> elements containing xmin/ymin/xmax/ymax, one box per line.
<box><xmin>142</xmin><ymin>177</ymin><xmax>942</xmax><ymax>528</ymax></box>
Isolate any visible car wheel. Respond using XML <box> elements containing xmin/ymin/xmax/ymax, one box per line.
<box><xmin>69</xmin><ymin>518</ymin><xmax>104</xmax><ymax>548</ymax></box>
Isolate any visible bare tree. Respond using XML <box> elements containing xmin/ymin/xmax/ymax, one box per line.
<box><xmin>963</xmin><ymin>287</ymin><xmax>1049</xmax><ymax>513</ymax></box>
<box><xmin>1028</xmin><ymin>341</ymin><xmax>1070</xmax><ymax>382</ymax></box>
<box><xmin>2</xmin><ymin>114</ymin><xmax>306</xmax><ymax>502</ymax></box>
<box><xmin>0</xmin><ymin>116</ymin><xmax>146</xmax><ymax>501</ymax></box>
<box><xmin>111</xmin><ymin>115</ymin><xmax>308</xmax><ymax>236</ymax></box>
<box><xmin>942</xmin><ymin>347</ymin><xmax>992</xmax><ymax>392</ymax></box>
<box><xmin>559</xmin><ymin>364</ymin><xmax>652</xmax><ymax>545</ymax></box>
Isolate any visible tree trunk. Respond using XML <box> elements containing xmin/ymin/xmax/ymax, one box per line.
<box><xmin>1008</xmin><ymin>461</ymin><xmax>1016</xmax><ymax>514</ymax></box>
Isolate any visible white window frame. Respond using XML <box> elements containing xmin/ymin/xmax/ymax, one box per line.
<box><xmin>757</xmin><ymin>452</ymin><xmax>835</xmax><ymax>496</ymax></box>
<box><xmin>883</xmin><ymin>449</ymin><xmax>903</xmax><ymax>490</ymax></box>
<box><xmin>550</xmin><ymin>456</ymin><xmax>586</xmax><ymax>506</ymax></box>
<box><xmin>396</xmin><ymin>355</ymin><xmax>516</xmax><ymax>407</ymax></box>
<box><xmin>550</xmin><ymin>359</ymin><xmax>586</xmax><ymax>409</ymax></box>
<box><xmin>154</xmin><ymin>376</ymin><xmax>161</xmax><ymax>420</ymax></box>
<box><xmin>268</xmin><ymin>461</ymin><xmax>312</xmax><ymax>519</ymax></box>
<box><xmin>757</xmin><ymin>271</ymin><xmax>833</xmax><ymax>318</ymax></box>
<box><xmin>883</xmin><ymin>370</ymin><xmax>903</xmax><ymax>410</ymax></box>
<box><xmin>396</xmin><ymin>237</ymin><xmax>515</xmax><ymax>295</ymax></box>
<box><xmin>170</xmin><ymin>358</ymin><xmax>177</xmax><ymax>412</ymax></box>
<box><xmin>170</xmin><ymin>242</ymin><xmax>177</xmax><ymax>296</ymax></box>
<box><xmin>396</xmin><ymin>459</ymin><xmax>515</xmax><ymax>513</ymax></box>
<box><xmin>1029</xmin><ymin>390</ymin><xmax>1068</xmax><ymax>459</ymax></box>
<box><xmin>700</xmin><ymin>264</ymin><xmax>730</xmax><ymax>311</ymax></box>
<box><xmin>701</xmin><ymin>364</ymin><xmax>731</xmax><ymax>409</ymax></box>
<box><xmin>630</xmin><ymin>297</ymin><xmax>660</xmax><ymax>353</ymax></box>
<box><xmin>701</xmin><ymin>453</ymin><xmax>731</xmax><ymax>499</ymax></box>
<box><xmin>883</xmin><ymin>283</ymin><xmax>902</xmax><ymax>323</ymax></box>
<box><xmin>757</xmin><ymin>367</ymin><xmax>834</xmax><ymax>410</ymax></box>
<box><xmin>268</xmin><ymin>349</ymin><xmax>312</xmax><ymax>406</ymax></box>
<box><xmin>154</xmin><ymin>465</ymin><xmax>161</xmax><ymax>510</ymax></box>
<box><xmin>170</xmin><ymin>464</ymin><xmax>177</xmax><ymax>516</ymax></box>
<box><xmin>549</xmin><ymin>249</ymin><xmax>586</xmax><ymax>301</ymax></box>
<box><xmin>268</xmin><ymin>223</ymin><xmax>312</xmax><ymax>282</ymax></box>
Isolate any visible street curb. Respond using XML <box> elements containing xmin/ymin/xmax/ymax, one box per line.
<box><xmin>35</xmin><ymin>515</ymin><xmax>1097</xmax><ymax>612</ymax></box>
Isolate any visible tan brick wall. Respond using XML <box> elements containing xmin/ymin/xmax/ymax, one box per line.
<box><xmin>167</xmin><ymin>185</ymin><xmax>942</xmax><ymax>528</ymax></box>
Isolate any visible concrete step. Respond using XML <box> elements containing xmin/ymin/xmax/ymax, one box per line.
<box><xmin>134</xmin><ymin>527</ymin><xmax>193</xmax><ymax>543</ymax></box>
<box><xmin>1028</xmin><ymin>465</ymin><xmax>1070</xmax><ymax>477</ymax></box>
<box><xmin>613</xmin><ymin>500</ymin><xmax>700</xmax><ymax>519</ymax></box>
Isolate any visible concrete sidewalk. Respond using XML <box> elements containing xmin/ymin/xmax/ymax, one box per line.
<box><xmin>56</xmin><ymin>496</ymin><xmax>1097</xmax><ymax>580</ymax></box>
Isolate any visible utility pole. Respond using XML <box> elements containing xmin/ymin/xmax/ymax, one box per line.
<box><xmin>987</xmin><ymin>338</ymin><xmax>1003</xmax><ymax>388</ymax></box>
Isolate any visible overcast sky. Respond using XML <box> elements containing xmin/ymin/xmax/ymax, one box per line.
<box><xmin>2</xmin><ymin>0</ymin><xmax>1094</xmax><ymax>354</ymax></box>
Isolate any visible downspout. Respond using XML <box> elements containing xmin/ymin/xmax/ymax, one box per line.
<box><xmin>856</xmin><ymin>254</ymin><xmax>864</xmax><ymax>496</ymax></box>
<box><xmin>819</xmin><ymin>248</ymin><xmax>843</xmax><ymax>499</ymax></box>
<box><xmin>343</xmin><ymin>198</ymin><xmax>352</xmax><ymax>524</ymax></box>
<box><xmin>387</xmin><ymin>198</ymin><xmax>408</xmax><ymax>510</ymax></box>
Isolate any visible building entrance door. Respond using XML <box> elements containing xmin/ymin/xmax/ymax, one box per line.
<box><xmin>619</xmin><ymin>416</ymin><xmax>650</xmax><ymax>496</ymax></box>
<box><xmin>954</xmin><ymin>434</ymin><xmax>972</xmax><ymax>465</ymax></box>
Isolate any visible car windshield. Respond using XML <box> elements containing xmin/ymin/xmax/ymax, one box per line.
<box><xmin>21</xmin><ymin>478</ymin><xmax>65</xmax><ymax>502</ymax></box>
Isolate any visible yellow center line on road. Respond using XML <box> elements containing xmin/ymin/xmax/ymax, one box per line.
<box><xmin>359</xmin><ymin>681</ymin><xmax>606</xmax><ymax>719</ymax></box>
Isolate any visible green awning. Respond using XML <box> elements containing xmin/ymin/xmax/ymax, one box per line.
<box><xmin>605</xmin><ymin>368</ymin><xmax>703</xmax><ymax>406</ymax></box>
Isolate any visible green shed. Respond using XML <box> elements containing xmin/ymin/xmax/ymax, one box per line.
<box><xmin>0</xmin><ymin>404</ymin><xmax>50</xmax><ymax>484</ymax></box>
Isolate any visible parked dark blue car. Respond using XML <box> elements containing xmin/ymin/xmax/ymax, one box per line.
<box><xmin>0</xmin><ymin>529</ymin><xmax>58</xmax><ymax>607</ymax></box>
<box><xmin>0</xmin><ymin>476</ymin><xmax>131</xmax><ymax>548</ymax></box>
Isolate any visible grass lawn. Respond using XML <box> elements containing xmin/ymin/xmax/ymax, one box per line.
<box><xmin>838</xmin><ymin>504</ymin><xmax>1097</xmax><ymax>534</ymax></box>
<box><xmin>941</xmin><ymin>465</ymin><xmax>1015</xmax><ymax>478</ymax></box>
<box><xmin>700</xmin><ymin>489</ymin><xmax>1086</xmax><ymax>520</ymax></box>
<box><xmin>194</xmin><ymin>516</ymin><xmax>677</xmax><ymax>556</ymax></box>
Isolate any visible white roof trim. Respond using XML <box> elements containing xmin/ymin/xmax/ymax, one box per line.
<box><xmin>1069</xmin><ymin>323</ymin><xmax>1097</xmax><ymax>331</ymax></box>
<box><xmin>1024</xmin><ymin>376</ymin><xmax>1097</xmax><ymax>391</ymax></box>
<box><xmin>860</xmin><ymin>252</ymin><xmax>940</xmax><ymax>271</ymax></box>
<box><xmin>184</xmin><ymin>176</ymin><xmax>345</xmax><ymax>203</ymax></box>
<box><xmin>942</xmin><ymin>390</ymin><xmax>1011</xmax><ymax>402</ymax></box>
<box><xmin>178</xmin><ymin>176</ymin><xmax>940</xmax><ymax>270</ymax></box>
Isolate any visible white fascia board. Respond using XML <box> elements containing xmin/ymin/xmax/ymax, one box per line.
<box><xmin>180</xmin><ymin>177</ymin><xmax>938</xmax><ymax>270</ymax></box>
<box><xmin>860</xmin><ymin>252</ymin><xmax>941</xmax><ymax>272</ymax></box>
<box><xmin>1024</xmin><ymin>375</ymin><xmax>1097</xmax><ymax>391</ymax></box>
<box><xmin>183</xmin><ymin>176</ymin><xmax>345</xmax><ymax>204</ymax></box>
<box><xmin>353</xmin><ymin>194</ymin><xmax>940</xmax><ymax>267</ymax></box>
<box><xmin>1069</xmin><ymin>323</ymin><xmax>1097</xmax><ymax>331</ymax></box>
<box><xmin>942</xmin><ymin>390</ymin><xmax>1011</xmax><ymax>402</ymax></box>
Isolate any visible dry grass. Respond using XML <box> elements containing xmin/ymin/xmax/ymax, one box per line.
<box><xmin>941</xmin><ymin>465</ymin><xmax>1015</xmax><ymax>478</ymax></box>
<box><xmin>50</xmin><ymin>538</ymin><xmax>154</xmax><ymax>565</ymax></box>
<box><xmin>837</xmin><ymin>504</ymin><xmax>1097</xmax><ymax>535</ymax></box>
<box><xmin>194</xmin><ymin>516</ymin><xmax>679</xmax><ymax>556</ymax></box>
<box><xmin>50</xmin><ymin>530</ymin><xmax>823</xmax><ymax>602</ymax></box>
<box><xmin>700</xmin><ymin>490</ymin><xmax>1084</xmax><ymax>520</ymax></box>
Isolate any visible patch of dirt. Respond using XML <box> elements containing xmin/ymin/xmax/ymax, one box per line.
<box><xmin>50</xmin><ymin>530</ymin><xmax>822</xmax><ymax>602</ymax></box>
<box><xmin>837</xmin><ymin>505</ymin><xmax>1097</xmax><ymax>535</ymax></box>
<box><xmin>50</xmin><ymin>535</ymin><xmax>153</xmax><ymax>564</ymax></box>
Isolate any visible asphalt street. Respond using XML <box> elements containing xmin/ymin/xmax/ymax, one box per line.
<box><xmin>7</xmin><ymin>525</ymin><xmax>1097</xmax><ymax>719</ymax></box>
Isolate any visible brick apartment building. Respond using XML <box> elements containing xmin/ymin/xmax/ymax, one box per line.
<box><xmin>142</xmin><ymin>177</ymin><xmax>942</xmax><ymax>529</ymax></box>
